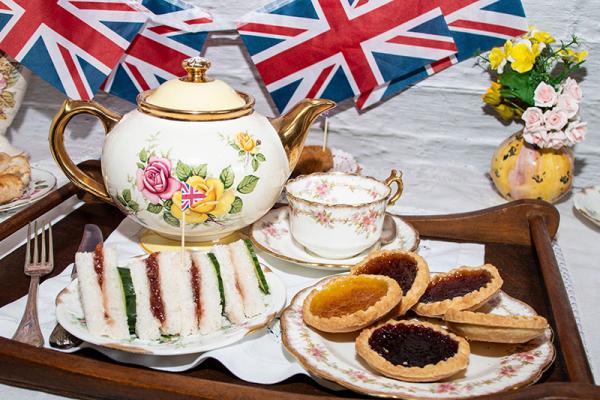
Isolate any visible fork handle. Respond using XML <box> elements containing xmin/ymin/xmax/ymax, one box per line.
<box><xmin>12</xmin><ymin>275</ymin><xmax>45</xmax><ymax>347</ymax></box>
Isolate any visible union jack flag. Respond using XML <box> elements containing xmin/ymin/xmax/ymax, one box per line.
<box><xmin>181</xmin><ymin>182</ymin><xmax>206</xmax><ymax>211</ymax></box>
<box><xmin>355</xmin><ymin>0</ymin><xmax>527</xmax><ymax>109</ymax></box>
<box><xmin>0</xmin><ymin>0</ymin><xmax>148</xmax><ymax>100</ymax></box>
<box><xmin>103</xmin><ymin>0</ymin><xmax>213</xmax><ymax>103</ymax></box>
<box><xmin>238</xmin><ymin>0</ymin><xmax>458</xmax><ymax>113</ymax></box>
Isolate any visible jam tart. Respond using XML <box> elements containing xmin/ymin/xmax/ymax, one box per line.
<box><xmin>302</xmin><ymin>275</ymin><xmax>402</xmax><ymax>333</ymax></box>
<box><xmin>352</xmin><ymin>250</ymin><xmax>429</xmax><ymax>316</ymax></box>
<box><xmin>443</xmin><ymin>308</ymin><xmax>549</xmax><ymax>343</ymax></box>
<box><xmin>356</xmin><ymin>319</ymin><xmax>469</xmax><ymax>382</ymax></box>
<box><xmin>414</xmin><ymin>264</ymin><xmax>503</xmax><ymax>317</ymax></box>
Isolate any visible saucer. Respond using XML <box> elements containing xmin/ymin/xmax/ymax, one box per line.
<box><xmin>574</xmin><ymin>185</ymin><xmax>600</xmax><ymax>227</ymax></box>
<box><xmin>250</xmin><ymin>206</ymin><xmax>419</xmax><ymax>270</ymax></box>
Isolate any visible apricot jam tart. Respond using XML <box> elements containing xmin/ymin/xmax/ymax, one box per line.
<box><xmin>356</xmin><ymin>320</ymin><xmax>469</xmax><ymax>382</ymax></box>
<box><xmin>352</xmin><ymin>250</ymin><xmax>429</xmax><ymax>316</ymax></box>
<box><xmin>414</xmin><ymin>264</ymin><xmax>503</xmax><ymax>317</ymax></box>
<box><xmin>302</xmin><ymin>275</ymin><xmax>402</xmax><ymax>333</ymax></box>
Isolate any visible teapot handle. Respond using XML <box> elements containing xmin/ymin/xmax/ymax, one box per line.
<box><xmin>383</xmin><ymin>169</ymin><xmax>404</xmax><ymax>206</ymax></box>
<box><xmin>49</xmin><ymin>99</ymin><xmax>122</xmax><ymax>203</ymax></box>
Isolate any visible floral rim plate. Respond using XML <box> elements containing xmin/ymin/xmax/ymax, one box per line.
<box><xmin>55</xmin><ymin>262</ymin><xmax>286</xmax><ymax>356</ymax></box>
<box><xmin>281</xmin><ymin>275</ymin><xmax>555</xmax><ymax>399</ymax></box>
<box><xmin>573</xmin><ymin>186</ymin><xmax>600</xmax><ymax>227</ymax></box>
<box><xmin>250</xmin><ymin>207</ymin><xmax>419</xmax><ymax>270</ymax></box>
<box><xmin>0</xmin><ymin>168</ymin><xmax>56</xmax><ymax>212</ymax></box>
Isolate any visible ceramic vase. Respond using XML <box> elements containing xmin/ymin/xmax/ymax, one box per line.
<box><xmin>490</xmin><ymin>132</ymin><xmax>574</xmax><ymax>203</ymax></box>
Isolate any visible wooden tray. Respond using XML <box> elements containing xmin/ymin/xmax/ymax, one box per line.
<box><xmin>0</xmin><ymin>161</ymin><xmax>597</xmax><ymax>400</ymax></box>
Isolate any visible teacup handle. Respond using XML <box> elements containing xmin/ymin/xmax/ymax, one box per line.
<box><xmin>383</xmin><ymin>169</ymin><xmax>403</xmax><ymax>206</ymax></box>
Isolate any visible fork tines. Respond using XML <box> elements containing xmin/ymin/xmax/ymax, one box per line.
<box><xmin>25</xmin><ymin>221</ymin><xmax>54</xmax><ymax>274</ymax></box>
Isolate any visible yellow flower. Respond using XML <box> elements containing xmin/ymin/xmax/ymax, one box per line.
<box><xmin>559</xmin><ymin>48</ymin><xmax>588</xmax><ymax>63</ymax></box>
<box><xmin>510</xmin><ymin>42</ymin><xmax>539</xmax><ymax>73</ymax></box>
<box><xmin>576</xmin><ymin>50</ymin><xmax>589</xmax><ymax>62</ymax></box>
<box><xmin>532</xmin><ymin>31</ymin><xmax>555</xmax><ymax>44</ymax></box>
<box><xmin>494</xmin><ymin>104</ymin><xmax>516</xmax><ymax>121</ymax></box>
<box><xmin>489</xmin><ymin>47</ymin><xmax>506</xmax><ymax>71</ymax></box>
<box><xmin>482</xmin><ymin>82</ymin><xmax>502</xmax><ymax>106</ymax></box>
<box><xmin>235</xmin><ymin>132</ymin><xmax>258</xmax><ymax>153</ymax></box>
<box><xmin>171</xmin><ymin>176</ymin><xmax>235</xmax><ymax>224</ymax></box>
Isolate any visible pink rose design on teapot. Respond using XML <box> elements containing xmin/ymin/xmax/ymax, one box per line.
<box><xmin>136</xmin><ymin>156</ymin><xmax>181</xmax><ymax>203</ymax></box>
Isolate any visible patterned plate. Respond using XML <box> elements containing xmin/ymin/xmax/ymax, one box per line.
<box><xmin>250</xmin><ymin>206</ymin><xmax>419</xmax><ymax>271</ymax></box>
<box><xmin>281</xmin><ymin>275</ymin><xmax>555</xmax><ymax>399</ymax></box>
<box><xmin>573</xmin><ymin>185</ymin><xmax>600</xmax><ymax>227</ymax></box>
<box><xmin>55</xmin><ymin>262</ymin><xmax>286</xmax><ymax>356</ymax></box>
<box><xmin>0</xmin><ymin>168</ymin><xmax>56</xmax><ymax>212</ymax></box>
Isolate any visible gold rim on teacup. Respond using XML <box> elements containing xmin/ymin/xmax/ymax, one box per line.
<box><xmin>285</xmin><ymin>169</ymin><xmax>403</xmax><ymax>208</ymax></box>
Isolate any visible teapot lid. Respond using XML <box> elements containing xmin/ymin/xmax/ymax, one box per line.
<box><xmin>138</xmin><ymin>57</ymin><xmax>254</xmax><ymax>120</ymax></box>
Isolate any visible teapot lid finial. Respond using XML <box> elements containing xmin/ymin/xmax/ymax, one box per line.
<box><xmin>182</xmin><ymin>57</ymin><xmax>212</xmax><ymax>83</ymax></box>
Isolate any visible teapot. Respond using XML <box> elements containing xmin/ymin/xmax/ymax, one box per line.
<box><xmin>49</xmin><ymin>57</ymin><xmax>335</xmax><ymax>241</ymax></box>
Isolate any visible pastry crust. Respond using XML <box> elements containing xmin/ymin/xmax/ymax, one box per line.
<box><xmin>443</xmin><ymin>308</ymin><xmax>549</xmax><ymax>343</ymax></box>
<box><xmin>414</xmin><ymin>264</ymin><xmax>503</xmax><ymax>317</ymax></box>
<box><xmin>302</xmin><ymin>275</ymin><xmax>402</xmax><ymax>333</ymax></box>
<box><xmin>356</xmin><ymin>319</ymin><xmax>470</xmax><ymax>382</ymax></box>
<box><xmin>352</xmin><ymin>250</ymin><xmax>429</xmax><ymax>316</ymax></box>
<box><xmin>0</xmin><ymin>173</ymin><xmax>24</xmax><ymax>204</ymax></box>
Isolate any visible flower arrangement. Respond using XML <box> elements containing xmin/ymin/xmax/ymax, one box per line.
<box><xmin>481</xmin><ymin>26</ymin><xmax>588</xmax><ymax>149</ymax></box>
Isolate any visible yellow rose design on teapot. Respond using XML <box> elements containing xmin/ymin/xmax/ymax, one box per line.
<box><xmin>229</xmin><ymin>131</ymin><xmax>266</xmax><ymax>172</ymax></box>
<box><xmin>171</xmin><ymin>176</ymin><xmax>236</xmax><ymax>224</ymax></box>
<box><xmin>236</xmin><ymin>132</ymin><xmax>258</xmax><ymax>153</ymax></box>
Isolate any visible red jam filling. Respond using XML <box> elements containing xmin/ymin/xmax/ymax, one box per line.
<box><xmin>190</xmin><ymin>259</ymin><xmax>202</xmax><ymax>324</ymax></box>
<box><xmin>93</xmin><ymin>244</ymin><xmax>104</xmax><ymax>288</ymax></box>
<box><xmin>368</xmin><ymin>323</ymin><xmax>458</xmax><ymax>367</ymax></box>
<box><xmin>145</xmin><ymin>253</ymin><xmax>166</xmax><ymax>324</ymax></box>
<box><xmin>359</xmin><ymin>253</ymin><xmax>418</xmax><ymax>293</ymax></box>
<box><xmin>420</xmin><ymin>269</ymin><xmax>492</xmax><ymax>303</ymax></box>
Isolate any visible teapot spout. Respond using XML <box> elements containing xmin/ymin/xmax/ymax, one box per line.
<box><xmin>271</xmin><ymin>98</ymin><xmax>336</xmax><ymax>171</ymax></box>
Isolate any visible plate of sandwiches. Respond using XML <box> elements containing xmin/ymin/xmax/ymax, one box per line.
<box><xmin>55</xmin><ymin>239</ymin><xmax>286</xmax><ymax>355</ymax></box>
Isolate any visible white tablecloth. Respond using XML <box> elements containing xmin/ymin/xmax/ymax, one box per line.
<box><xmin>0</xmin><ymin>164</ymin><xmax>598</xmax><ymax>399</ymax></box>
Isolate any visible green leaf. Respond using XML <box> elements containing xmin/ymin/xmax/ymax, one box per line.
<box><xmin>192</xmin><ymin>164</ymin><xmax>207</xmax><ymax>178</ymax></box>
<box><xmin>237</xmin><ymin>175</ymin><xmax>259</xmax><ymax>194</ymax></box>
<box><xmin>163</xmin><ymin>199</ymin><xmax>173</xmax><ymax>211</ymax></box>
<box><xmin>136</xmin><ymin>162</ymin><xmax>145</xmax><ymax>169</ymax></box>
<box><xmin>220</xmin><ymin>165</ymin><xmax>235</xmax><ymax>189</ymax></box>
<box><xmin>231</xmin><ymin>143</ymin><xmax>241</xmax><ymax>151</ymax></box>
<box><xmin>176</xmin><ymin>161</ymin><xmax>192</xmax><ymax>181</ymax></box>
<box><xmin>498</xmin><ymin>67</ymin><xmax>535</xmax><ymax>106</ymax></box>
<box><xmin>251</xmin><ymin>158</ymin><xmax>259</xmax><ymax>172</ymax></box>
<box><xmin>117</xmin><ymin>195</ymin><xmax>128</xmax><ymax>208</ymax></box>
<box><xmin>255</xmin><ymin>153</ymin><xmax>266</xmax><ymax>162</ymax></box>
<box><xmin>229</xmin><ymin>196</ymin><xmax>243</xmax><ymax>214</ymax></box>
<box><xmin>122</xmin><ymin>189</ymin><xmax>132</xmax><ymax>203</ymax></box>
<box><xmin>238</xmin><ymin>149</ymin><xmax>246</xmax><ymax>156</ymax></box>
<box><xmin>128</xmin><ymin>201</ymin><xmax>140</xmax><ymax>212</ymax></box>
<box><xmin>147</xmin><ymin>203</ymin><xmax>162</xmax><ymax>214</ymax></box>
<box><xmin>139</xmin><ymin>148</ymin><xmax>148</xmax><ymax>163</ymax></box>
<box><xmin>163</xmin><ymin>211</ymin><xmax>180</xmax><ymax>227</ymax></box>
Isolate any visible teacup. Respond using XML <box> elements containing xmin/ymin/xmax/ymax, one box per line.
<box><xmin>285</xmin><ymin>170</ymin><xmax>403</xmax><ymax>259</ymax></box>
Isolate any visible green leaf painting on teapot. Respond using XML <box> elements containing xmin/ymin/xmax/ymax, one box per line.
<box><xmin>117</xmin><ymin>132</ymin><xmax>263</xmax><ymax>228</ymax></box>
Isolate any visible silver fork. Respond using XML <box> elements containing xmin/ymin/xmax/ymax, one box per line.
<box><xmin>12</xmin><ymin>221</ymin><xmax>54</xmax><ymax>347</ymax></box>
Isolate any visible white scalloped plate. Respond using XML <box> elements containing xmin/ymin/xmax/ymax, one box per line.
<box><xmin>55</xmin><ymin>261</ymin><xmax>286</xmax><ymax>356</ymax></box>
<box><xmin>0</xmin><ymin>168</ymin><xmax>56</xmax><ymax>212</ymax></box>
<box><xmin>574</xmin><ymin>185</ymin><xmax>600</xmax><ymax>227</ymax></box>
<box><xmin>281</xmin><ymin>275</ymin><xmax>555</xmax><ymax>399</ymax></box>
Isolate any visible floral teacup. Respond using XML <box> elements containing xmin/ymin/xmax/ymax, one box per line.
<box><xmin>285</xmin><ymin>170</ymin><xmax>403</xmax><ymax>259</ymax></box>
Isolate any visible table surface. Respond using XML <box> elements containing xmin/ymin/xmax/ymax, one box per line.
<box><xmin>0</xmin><ymin>159</ymin><xmax>598</xmax><ymax>399</ymax></box>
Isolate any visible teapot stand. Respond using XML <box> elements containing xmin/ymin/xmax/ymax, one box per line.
<box><xmin>139</xmin><ymin>229</ymin><xmax>243</xmax><ymax>254</ymax></box>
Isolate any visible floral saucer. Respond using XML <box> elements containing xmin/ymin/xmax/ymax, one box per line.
<box><xmin>0</xmin><ymin>168</ymin><xmax>56</xmax><ymax>212</ymax></box>
<box><xmin>281</xmin><ymin>275</ymin><xmax>555</xmax><ymax>399</ymax></box>
<box><xmin>55</xmin><ymin>262</ymin><xmax>286</xmax><ymax>356</ymax></box>
<box><xmin>249</xmin><ymin>207</ymin><xmax>419</xmax><ymax>270</ymax></box>
<box><xmin>573</xmin><ymin>186</ymin><xmax>600</xmax><ymax>227</ymax></box>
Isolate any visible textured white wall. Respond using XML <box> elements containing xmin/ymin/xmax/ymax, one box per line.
<box><xmin>7</xmin><ymin>0</ymin><xmax>600</xmax><ymax>187</ymax></box>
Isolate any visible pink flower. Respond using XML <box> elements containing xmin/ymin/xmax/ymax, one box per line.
<box><xmin>561</xmin><ymin>77</ymin><xmax>582</xmax><ymax>101</ymax></box>
<box><xmin>548</xmin><ymin>130</ymin><xmax>569</xmax><ymax>150</ymax></box>
<box><xmin>565</xmin><ymin>120</ymin><xmax>587</xmax><ymax>146</ymax></box>
<box><xmin>557</xmin><ymin>94</ymin><xmax>579</xmax><ymax>118</ymax></box>
<box><xmin>435</xmin><ymin>383</ymin><xmax>457</xmax><ymax>393</ymax></box>
<box><xmin>136</xmin><ymin>156</ymin><xmax>181</xmax><ymax>203</ymax></box>
<box><xmin>500</xmin><ymin>365</ymin><xmax>518</xmax><ymax>377</ymax></box>
<box><xmin>523</xmin><ymin>127</ymin><xmax>551</xmax><ymax>148</ymax></box>
<box><xmin>521</xmin><ymin>107</ymin><xmax>544</xmax><ymax>129</ymax></box>
<box><xmin>516</xmin><ymin>352</ymin><xmax>535</xmax><ymax>362</ymax></box>
<box><xmin>533</xmin><ymin>82</ymin><xmax>558</xmax><ymax>107</ymax></box>
<box><xmin>543</xmin><ymin>108</ymin><xmax>568</xmax><ymax>131</ymax></box>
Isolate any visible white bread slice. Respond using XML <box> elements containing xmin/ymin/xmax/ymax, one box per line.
<box><xmin>212</xmin><ymin>245</ymin><xmax>246</xmax><ymax>324</ymax></box>
<box><xmin>128</xmin><ymin>258</ymin><xmax>160</xmax><ymax>340</ymax></box>
<box><xmin>76</xmin><ymin>245</ymin><xmax>128</xmax><ymax>339</ymax></box>
<box><xmin>173</xmin><ymin>251</ymin><xmax>198</xmax><ymax>336</ymax></box>
<box><xmin>228</xmin><ymin>240</ymin><xmax>266</xmax><ymax>317</ymax></box>
<box><xmin>191</xmin><ymin>252</ymin><xmax>223</xmax><ymax>334</ymax></box>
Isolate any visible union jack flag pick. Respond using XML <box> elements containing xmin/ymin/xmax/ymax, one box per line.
<box><xmin>355</xmin><ymin>0</ymin><xmax>527</xmax><ymax>110</ymax></box>
<box><xmin>181</xmin><ymin>182</ymin><xmax>206</xmax><ymax>211</ymax></box>
<box><xmin>0</xmin><ymin>0</ymin><xmax>149</xmax><ymax>100</ymax></box>
<box><xmin>238</xmin><ymin>0</ymin><xmax>458</xmax><ymax>113</ymax></box>
<box><xmin>103</xmin><ymin>0</ymin><xmax>213</xmax><ymax>103</ymax></box>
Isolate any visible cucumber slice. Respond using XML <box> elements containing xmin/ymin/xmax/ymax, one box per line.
<box><xmin>117</xmin><ymin>267</ymin><xmax>136</xmax><ymax>335</ymax></box>
<box><xmin>207</xmin><ymin>253</ymin><xmax>226</xmax><ymax>315</ymax></box>
<box><xmin>243</xmin><ymin>239</ymin><xmax>269</xmax><ymax>294</ymax></box>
